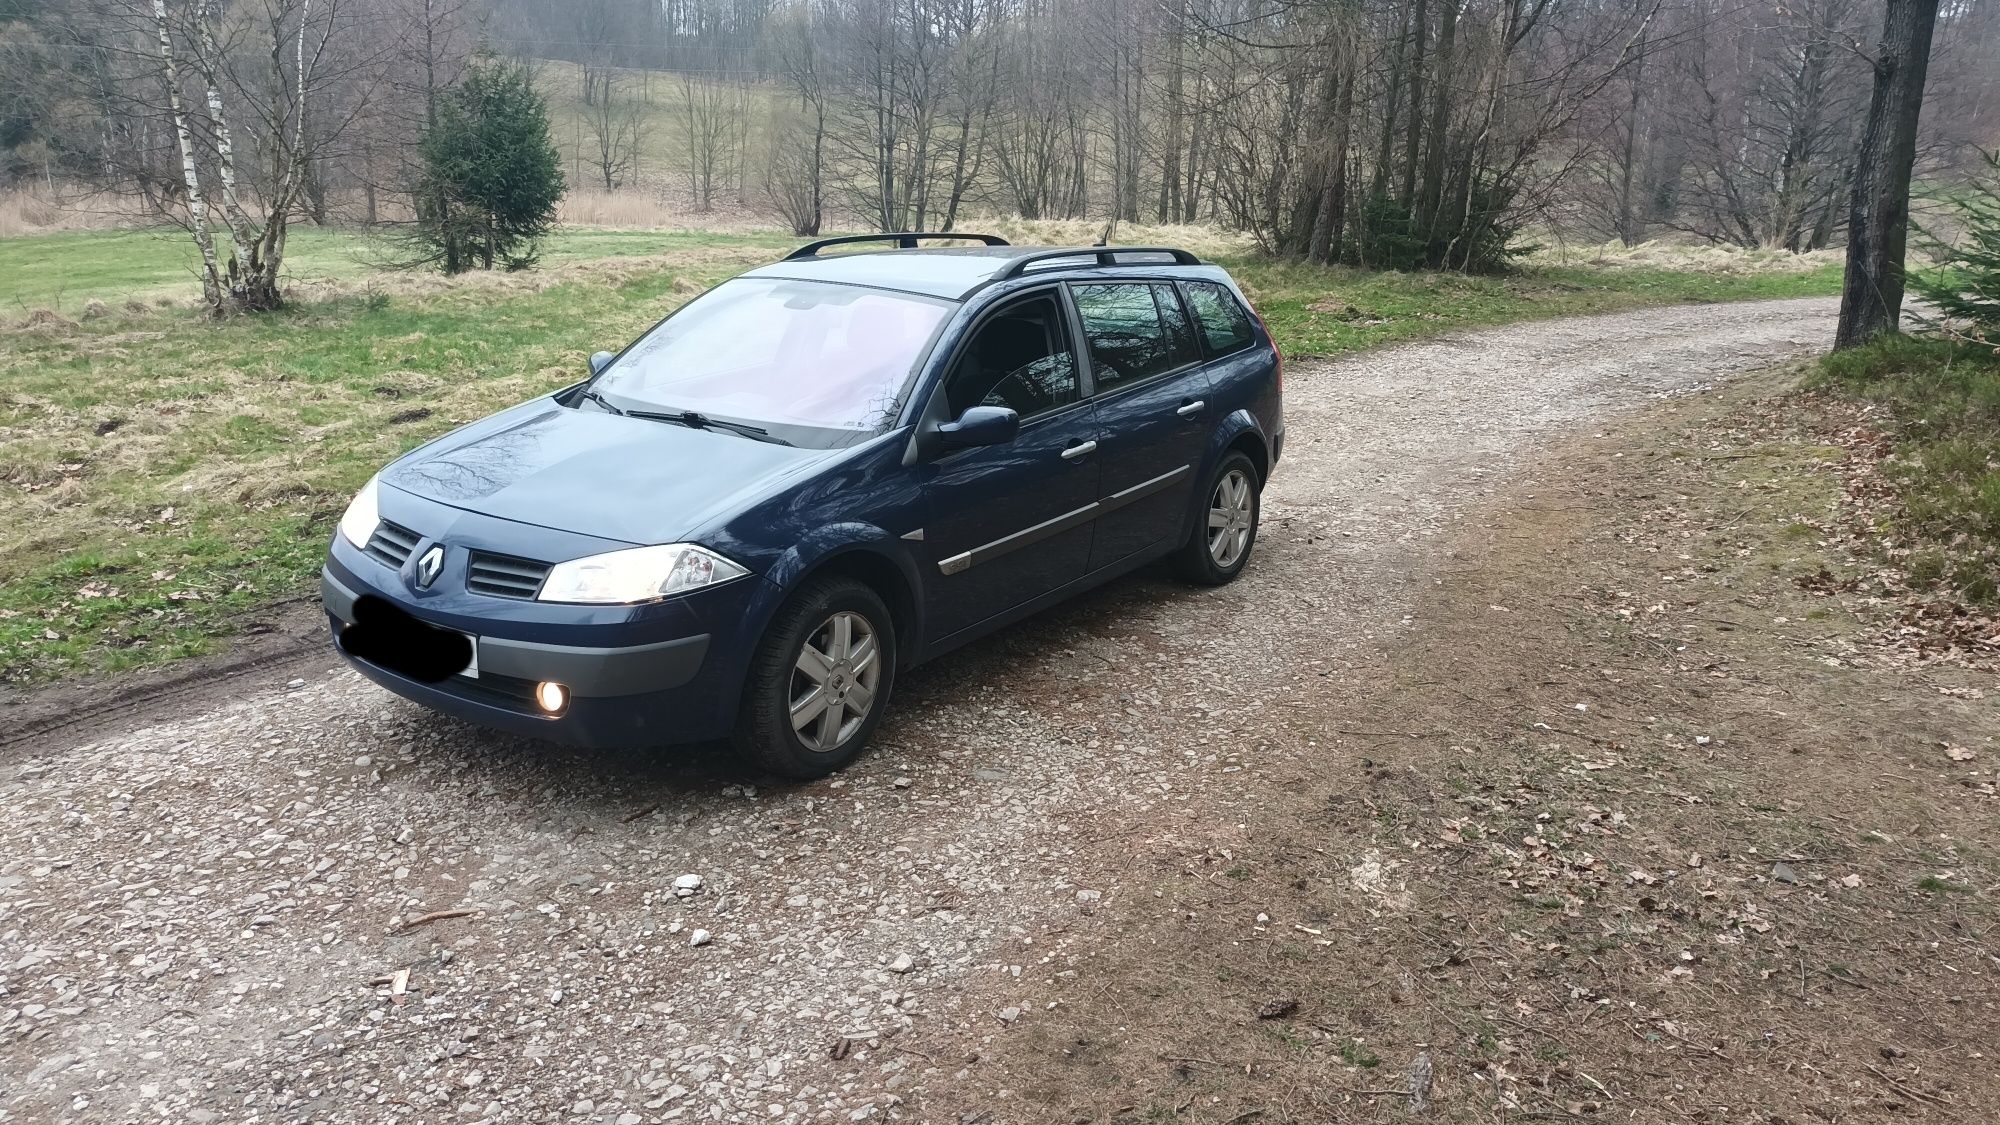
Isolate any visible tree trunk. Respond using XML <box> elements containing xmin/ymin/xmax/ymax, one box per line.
<box><xmin>1400</xmin><ymin>0</ymin><xmax>1431</xmax><ymax>205</ymax></box>
<box><xmin>1414</xmin><ymin>0</ymin><xmax>1460</xmax><ymax>256</ymax></box>
<box><xmin>1615</xmin><ymin>29</ymin><xmax>1647</xmax><ymax>245</ymax></box>
<box><xmin>151</xmin><ymin>0</ymin><xmax>225</xmax><ymax>311</ymax></box>
<box><xmin>1157</xmin><ymin>1</ymin><xmax>1184</xmax><ymax>223</ymax></box>
<box><xmin>1835</xmin><ymin>0</ymin><xmax>1941</xmax><ymax>348</ymax></box>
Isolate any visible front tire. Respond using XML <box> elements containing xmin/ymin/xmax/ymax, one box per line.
<box><xmin>733</xmin><ymin>576</ymin><xmax>897</xmax><ymax>779</ymax></box>
<box><xmin>1173</xmin><ymin>451</ymin><xmax>1261</xmax><ymax>585</ymax></box>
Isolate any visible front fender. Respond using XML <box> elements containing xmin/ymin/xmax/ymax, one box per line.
<box><xmin>759</xmin><ymin>522</ymin><xmax>928</xmax><ymax>657</ymax></box>
<box><xmin>762</xmin><ymin>521</ymin><xmax>913</xmax><ymax>588</ymax></box>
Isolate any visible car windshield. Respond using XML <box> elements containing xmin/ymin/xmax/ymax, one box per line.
<box><xmin>590</xmin><ymin>277</ymin><xmax>954</xmax><ymax>441</ymax></box>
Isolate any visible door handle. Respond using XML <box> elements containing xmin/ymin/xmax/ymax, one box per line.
<box><xmin>1175</xmin><ymin>399</ymin><xmax>1206</xmax><ymax>417</ymax></box>
<box><xmin>1061</xmin><ymin>440</ymin><xmax>1099</xmax><ymax>461</ymax></box>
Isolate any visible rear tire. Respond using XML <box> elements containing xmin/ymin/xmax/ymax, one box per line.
<box><xmin>1172</xmin><ymin>451</ymin><xmax>1261</xmax><ymax>586</ymax></box>
<box><xmin>732</xmin><ymin>576</ymin><xmax>897</xmax><ymax>780</ymax></box>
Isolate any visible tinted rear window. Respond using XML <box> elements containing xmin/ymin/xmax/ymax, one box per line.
<box><xmin>1072</xmin><ymin>282</ymin><xmax>1198</xmax><ymax>391</ymax></box>
<box><xmin>1181</xmin><ymin>281</ymin><xmax>1257</xmax><ymax>357</ymax></box>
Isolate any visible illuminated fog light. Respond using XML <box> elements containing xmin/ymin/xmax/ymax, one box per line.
<box><xmin>535</xmin><ymin>681</ymin><xmax>569</xmax><ymax>714</ymax></box>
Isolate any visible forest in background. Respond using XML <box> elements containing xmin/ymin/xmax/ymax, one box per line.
<box><xmin>0</xmin><ymin>0</ymin><xmax>1996</xmax><ymax>268</ymax></box>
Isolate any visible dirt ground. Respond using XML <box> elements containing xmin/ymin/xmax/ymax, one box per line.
<box><xmin>6</xmin><ymin>297</ymin><xmax>1992</xmax><ymax>1124</ymax></box>
<box><xmin>923</xmin><ymin>367</ymin><xmax>2000</xmax><ymax>1123</ymax></box>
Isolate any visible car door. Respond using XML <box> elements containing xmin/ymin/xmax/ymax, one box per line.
<box><xmin>1069</xmin><ymin>280</ymin><xmax>1213</xmax><ymax>570</ymax></box>
<box><xmin>919</xmin><ymin>289</ymin><xmax>1102</xmax><ymax>641</ymax></box>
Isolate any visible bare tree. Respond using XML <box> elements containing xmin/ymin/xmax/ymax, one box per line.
<box><xmin>678</xmin><ymin>71</ymin><xmax>741</xmax><ymax>211</ymax></box>
<box><xmin>766</xmin><ymin>2</ymin><xmax>829</xmax><ymax>234</ymax></box>
<box><xmin>583</xmin><ymin>68</ymin><xmax>649</xmax><ymax>190</ymax></box>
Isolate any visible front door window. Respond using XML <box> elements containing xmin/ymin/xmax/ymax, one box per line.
<box><xmin>943</xmin><ymin>293</ymin><xmax>1080</xmax><ymax>420</ymax></box>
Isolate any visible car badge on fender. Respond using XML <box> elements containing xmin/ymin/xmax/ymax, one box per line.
<box><xmin>414</xmin><ymin>545</ymin><xmax>445</xmax><ymax>589</ymax></box>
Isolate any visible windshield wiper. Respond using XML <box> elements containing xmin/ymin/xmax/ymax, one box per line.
<box><xmin>624</xmin><ymin>407</ymin><xmax>792</xmax><ymax>446</ymax></box>
<box><xmin>577</xmin><ymin>388</ymin><xmax>625</xmax><ymax>416</ymax></box>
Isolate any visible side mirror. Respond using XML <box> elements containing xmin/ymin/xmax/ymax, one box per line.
<box><xmin>589</xmin><ymin>350</ymin><xmax>615</xmax><ymax>375</ymax></box>
<box><xmin>937</xmin><ymin>405</ymin><xmax>1020</xmax><ymax>450</ymax></box>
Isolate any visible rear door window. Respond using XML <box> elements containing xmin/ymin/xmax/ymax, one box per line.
<box><xmin>1071</xmin><ymin>282</ymin><xmax>1198</xmax><ymax>391</ymax></box>
<box><xmin>1180</xmin><ymin>281</ymin><xmax>1257</xmax><ymax>358</ymax></box>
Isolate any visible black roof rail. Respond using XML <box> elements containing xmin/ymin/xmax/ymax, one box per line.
<box><xmin>994</xmin><ymin>246</ymin><xmax>1202</xmax><ymax>280</ymax></box>
<box><xmin>785</xmin><ymin>232</ymin><xmax>1011</xmax><ymax>260</ymax></box>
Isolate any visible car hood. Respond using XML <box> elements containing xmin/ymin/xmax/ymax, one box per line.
<box><xmin>383</xmin><ymin>400</ymin><xmax>834</xmax><ymax>545</ymax></box>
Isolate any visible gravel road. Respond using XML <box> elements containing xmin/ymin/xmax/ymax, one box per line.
<box><xmin>0</xmin><ymin>297</ymin><xmax>1838</xmax><ymax>1125</ymax></box>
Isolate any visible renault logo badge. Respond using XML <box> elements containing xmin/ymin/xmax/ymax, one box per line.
<box><xmin>414</xmin><ymin>545</ymin><xmax>445</xmax><ymax>589</ymax></box>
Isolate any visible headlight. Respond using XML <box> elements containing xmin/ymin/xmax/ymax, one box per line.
<box><xmin>338</xmin><ymin>476</ymin><xmax>381</xmax><ymax>548</ymax></box>
<box><xmin>537</xmin><ymin>544</ymin><xmax>750</xmax><ymax>604</ymax></box>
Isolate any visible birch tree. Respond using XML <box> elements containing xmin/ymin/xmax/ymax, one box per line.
<box><xmin>135</xmin><ymin>0</ymin><xmax>357</xmax><ymax>312</ymax></box>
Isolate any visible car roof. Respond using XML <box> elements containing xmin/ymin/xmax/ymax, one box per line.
<box><xmin>737</xmin><ymin>245</ymin><xmax>1210</xmax><ymax>301</ymax></box>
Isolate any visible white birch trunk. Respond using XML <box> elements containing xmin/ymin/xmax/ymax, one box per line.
<box><xmin>190</xmin><ymin>0</ymin><xmax>259</xmax><ymax>292</ymax></box>
<box><xmin>260</xmin><ymin>0</ymin><xmax>315</xmax><ymax>287</ymax></box>
<box><xmin>151</xmin><ymin>0</ymin><xmax>224</xmax><ymax>310</ymax></box>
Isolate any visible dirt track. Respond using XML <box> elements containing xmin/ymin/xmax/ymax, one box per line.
<box><xmin>0</xmin><ymin>297</ymin><xmax>1840</xmax><ymax>1124</ymax></box>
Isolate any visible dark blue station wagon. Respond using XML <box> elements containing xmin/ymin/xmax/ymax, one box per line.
<box><xmin>322</xmin><ymin>234</ymin><xmax>1284</xmax><ymax>777</ymax></box>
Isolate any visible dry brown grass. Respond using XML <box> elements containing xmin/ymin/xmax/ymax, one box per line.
<box><xmin>0</xmin><ymin>185</ymin><xmax>152</xmax><ymax>235</ymax></box>
<box><xmin>557</xmin><ymin>187</ymin><xmax>775</xmax><ymax>231</ymax></box>
<box><xmin>1525</xmin><ymin>236</ymin><xmax>1842</xmax><ymax>274</ymax></box>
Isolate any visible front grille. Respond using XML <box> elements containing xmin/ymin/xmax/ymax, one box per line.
<box><xmin>365</xmin><ymin>521</ymin><xmax>421</xmax><ymax>568</ymax></box>
<box><xmin>467</xmin><ymin>551</ymin><xmax>551</xmax><ymax>600</ymax></box>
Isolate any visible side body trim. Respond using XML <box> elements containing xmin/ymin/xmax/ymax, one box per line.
<box><xmin>936</xmin><ymin>464</ymin><xmax>1191</xmax><ymax>575</ymax></box>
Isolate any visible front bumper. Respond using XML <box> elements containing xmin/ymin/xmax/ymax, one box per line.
<box><xmin>323</xmin><ymin>562</ymin><xmax>759</xmax><ymax>749</ymax></box>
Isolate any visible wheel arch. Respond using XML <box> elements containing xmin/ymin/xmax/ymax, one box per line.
<box><xmin>1223</xmin><ymin>425</ymin><xmax>1270</xmax><ymax>486</ymax></box>
<box><xmin>764</xmin><ymin>528</ymin><xmax>924</xmax><ymax>671</ymax></box>
<box><xmin>1183</xmin><ymin>412</ymin><xmax>1271</xmax><ymax>527</ymax></box>
<box><xmin>805</xmin><ymin>548</ymin><xmax>921</xmax><ymax>669</ymax></box>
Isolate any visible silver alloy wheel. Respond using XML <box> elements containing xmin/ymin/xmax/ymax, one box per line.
<box><xmin>788</xmin><ymin>610</ymin><xmax>882</xmax><ymax>753</ymax></box>
<box><xmin>1207</xmin><ymin>467</ymin><xmax>1255</xmax><ymax>568</ymax></box>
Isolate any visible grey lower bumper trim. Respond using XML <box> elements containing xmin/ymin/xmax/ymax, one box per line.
<box><xmin>322</xmin><ymin>568</ymin><xmax>709</xmax><ymax>697</ymax></box>
<box><xmin>479</xmin><ymin>634</ymin><xmax>709</xmax><ymax>697</ymax></box>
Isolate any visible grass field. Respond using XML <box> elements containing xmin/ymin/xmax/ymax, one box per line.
<box><xmin>0</xmin><ymin>226</ymin><xmax>803</xmax><ymax>313</ymax></box>
<box><xmin>0</xmin><ymin>224</ymin><xmax>1844</xmax><ymax>684</ymax></box>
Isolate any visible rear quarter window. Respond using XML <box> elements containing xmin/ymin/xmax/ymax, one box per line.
<box><xmin>1181</xmin><ymin>281</ymin><xmax>1257</xmax><ymax>357</ymax></box>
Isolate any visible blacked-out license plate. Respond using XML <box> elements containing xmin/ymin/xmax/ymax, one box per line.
<box><xmin>339</xmin><ymin>594</ymin><xmax>478</xmax><ymax>684</ymax></box>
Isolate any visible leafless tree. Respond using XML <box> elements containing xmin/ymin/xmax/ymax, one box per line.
<box><xmin>678</xmin><ymin>71</ymin><xmax>742</xmax><ymax>211</ymax></box>
<box><xmin>583</xmin><ymin>68</ymin><xmax>649</xmax><ymax>190</ymax></box>
<box><xmin>765</xmin><ymin>2</ymin><xmax>829</xmax><ymax>233</ymax></box>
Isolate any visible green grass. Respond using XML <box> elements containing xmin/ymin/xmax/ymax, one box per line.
<box><xmin>0</xmin><ymin>225</ymin><xmax>1843</xmax><ymax>683</ymax></box>
<box><xmin>1229</xmin><ymin>257</ymin><xmax>1845</xmax><ymax>358</ymax></box>
<box><xmin>1814</xmin><ymin>334</ymin><xmax>2000</xmax><ymax>603</ymax></box>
